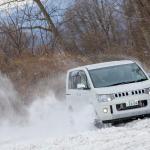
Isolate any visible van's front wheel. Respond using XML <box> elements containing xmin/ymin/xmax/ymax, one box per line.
<box><xmin>94</xmin><ymin>119</ymin><xmax>112</xmax><ymax>128</ymax></box>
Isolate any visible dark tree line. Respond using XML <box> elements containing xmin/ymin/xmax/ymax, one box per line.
<box><xmin>0</xmin><ymin>0</ymin><xmax>149</xmax><ymax>62</ymax></box>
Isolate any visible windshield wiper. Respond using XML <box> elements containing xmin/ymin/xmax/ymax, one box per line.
<box><xmin>107</xmin><ymin>78</ymin><xmax>148</xmax><ymax>87</ymax></box>
<box><xmin>107</xmin><ymin>82</ymin><xmax>130</xmax><ymax>87</ymax></box>
<box><xmin>134</xmin><ymin>78</ymin><xmax>148</xmax><ymax>82</ymax></box>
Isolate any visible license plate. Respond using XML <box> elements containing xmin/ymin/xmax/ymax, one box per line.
<box><xmin>126</xmin><ymin>100</ymin><xmax>139</xmax><ymax>107</ymax></box>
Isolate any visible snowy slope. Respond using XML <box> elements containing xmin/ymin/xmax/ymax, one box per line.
<box><xmin>1</xmin><ymin>119</ymin><xmax>150</xmax><ymax>150</ymax></box>
<box><xmin>0</xmin><ymin>73</ymin><xmax>150</xmax><ymax>150</ymax></box>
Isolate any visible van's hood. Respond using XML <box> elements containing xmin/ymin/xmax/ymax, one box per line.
<box><xmin>94</xmin><ymin>80</ymin><xmax>150</xmax><ymax>94</ymax></box>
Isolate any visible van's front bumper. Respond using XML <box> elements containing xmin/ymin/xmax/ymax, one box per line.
<box><xmin>96</xmin><ymin>94</ymin><xmax>150</xmax><ymax>123</ymax></box>
<box><xmin>102</xmin><ymin>113</ymin><xmax>150</xmax><ymax>124</ymax></box>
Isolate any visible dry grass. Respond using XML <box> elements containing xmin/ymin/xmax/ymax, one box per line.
<box><xmin>0</xmin><ymin>52</ymin><xmax>90</xmax><ymax>102</ymax></box>
<box><xmin>0</xmin><ymin>51</ymin><xmax>149</xmax><ymax>103</ymax></box>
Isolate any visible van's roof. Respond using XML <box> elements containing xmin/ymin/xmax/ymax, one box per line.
<box><xmin>69</xmin><ymin>60</ymin><xmax>135</xmax><ymax>71</ymax></box>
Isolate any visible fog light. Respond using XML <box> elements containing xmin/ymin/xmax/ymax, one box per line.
<box><xmin>103</xmin><ymin>108</ymin><xmax>108</xmax><ymax>113</ymax></box>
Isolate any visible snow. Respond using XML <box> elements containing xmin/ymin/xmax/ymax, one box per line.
<box><xmin>0</xmin><ymin>73</ymin><xmax>150</xmax><ymax>150</ymax></box>
<box><xmin>1</xmin><ymin>119</ymin><xmax>150</xmax><ymax>150</ymax></box>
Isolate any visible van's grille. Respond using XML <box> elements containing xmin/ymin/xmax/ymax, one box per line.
<box><xmin>114</xmin><ymin>89</ymin><xmax>146</xmax><ymax>98</ymax></box>
<box><xmin>116</xmin><ymin>100</ymin><xmax>147</xmax><ymax>111</ymax></box>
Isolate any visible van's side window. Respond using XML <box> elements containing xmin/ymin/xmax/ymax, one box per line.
<box><xmin>68</xmin><ymin>71</ymin><xmax>78</xmax><ymax>89</ymax></box>
<box><xmin>68</xmin><ymin>70</ymin><xmax>90</xmax><ymax>89</ymax></box>
<box><xmin>78</xmin><ymin>71</ymin><xmax>89</xmax><ymax>89</ymax></box>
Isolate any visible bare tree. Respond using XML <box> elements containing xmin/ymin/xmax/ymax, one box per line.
<box><xmin>0</xmin><ymin>0</ymin><xmax>67</xmax><ymax>53</ymax></box>
<box><xmin>0</xmin><ymin>5</ymin><xmax>31</xmax><ymax>56</ymax></box>
<box><xmin>63</xmin><ymin>0</ymin><xmax>122</xmax><ymax>55</ymax></box>
<box><xmin>123</xmin><ymin>0</ymin><xmax>150</xmax><ymax>59</ymax></box>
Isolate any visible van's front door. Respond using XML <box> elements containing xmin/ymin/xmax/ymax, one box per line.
<box><xmin>67</xmin><ymin>70</ymin><xmax>91</xmax><ymax>112</ymax></box>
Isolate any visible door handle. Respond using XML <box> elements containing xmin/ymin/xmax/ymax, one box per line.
<box><xmin>66</xmin><ymin>93</ymin><xmax>71</xmax><ymax>95</ymax></box>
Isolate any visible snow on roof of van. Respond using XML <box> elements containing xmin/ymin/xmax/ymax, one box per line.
<box><xmin>69</xmin><ymin>60</ymin><xmax>135</xmax><ymax>72</ymax></box>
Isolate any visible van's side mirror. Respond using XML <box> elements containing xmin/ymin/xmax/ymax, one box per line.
<box><xmin>77</xmin><ymin>83</ymin><xmax>86</xmax><ymax>89</ymax></box>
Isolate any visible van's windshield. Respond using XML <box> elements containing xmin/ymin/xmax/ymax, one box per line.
<box><xmin>89</xmin><ymin>63</ymin><xmax>148</xmax><ymax>88</ymax></box>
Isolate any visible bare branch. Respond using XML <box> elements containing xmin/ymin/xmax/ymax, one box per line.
<box><xmin>21</xmin><ymin>26</ymin><xmax>52</xmax><ymax>31</ymax></box>
<box><xmin>0</xmin><ymin>0</ymin><xmax>24</xmax><ymax>7</ymax></box>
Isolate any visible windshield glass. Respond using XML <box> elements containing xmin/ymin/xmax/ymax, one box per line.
<box><xmin>89</xmin><ymin>63</ymin><xmax>148</xmax><ymax>88</ymax></box>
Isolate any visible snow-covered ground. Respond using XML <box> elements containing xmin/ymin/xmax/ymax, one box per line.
<box><xmin>0</xmin><ymin>73</ymin><xmax>150</xmax><ymax>150</ymax></box>
<box><xmin>1</xmin><ymin>119</ymin><xmax>150</xmax><ymax>150</ymax></box>
<box><xmin>1</xmin><ymin>98</ymin><xmax>150</xmax><ymax>150</ymax></box>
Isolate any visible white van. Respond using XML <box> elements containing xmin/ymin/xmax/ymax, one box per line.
<box><xmin>66</xmin><ymin>60</ymin><xmax>150</xmax><ymax>125</ymax></box>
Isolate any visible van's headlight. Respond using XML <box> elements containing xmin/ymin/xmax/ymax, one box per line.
<box><xmin>97</xmin><ymin>94</ymin><xmax>114</xmax><ymax>102</ymax></box>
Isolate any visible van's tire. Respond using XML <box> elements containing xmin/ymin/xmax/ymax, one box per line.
<box><xmin>94</xmin><ymin>119</ymin><xmax>103</xmax><ymax>128</ymax></box>
<box><xmin>94</xmin><ymin>119</ymin><xmax>112</xmax><ymax>128</ymax></box>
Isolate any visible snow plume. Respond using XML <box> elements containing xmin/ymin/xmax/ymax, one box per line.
<box><xmin>0</xmin><ymin>72</ymin><xmax>96</xmax><ymax>145</ymax></box>
<box><xmin>0</xmin><ymin>72</ymin><xmax>27</xmax><ymax>124</ymax></box>
<box><xmin>27</xmin><ymin>92</ymin><xmax>95</xmax><ymax>138</ymax></box>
